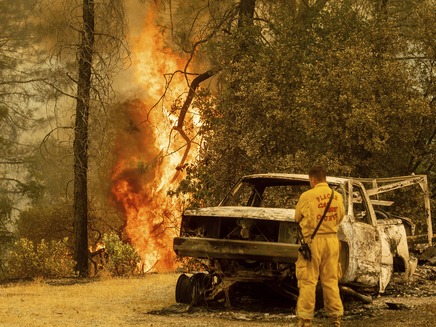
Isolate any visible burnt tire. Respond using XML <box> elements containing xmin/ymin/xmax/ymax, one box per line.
<box><xmin>175</xmin><ymin>273</ymin><xmax>192</xmax><ymax>303</ymax></box>
<box><xmin>189</xmin><ymin>273</ymin><xmax>212</xmax><ymax>306</ymax></box>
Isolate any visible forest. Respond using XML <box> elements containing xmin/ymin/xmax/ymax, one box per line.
<box><xmin>0</xmin><ymin>0</ymin><xmax>434</xmax><ymax>279</ymax></box>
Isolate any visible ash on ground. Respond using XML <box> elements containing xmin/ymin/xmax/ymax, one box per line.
<box><xmin>149</xmin><ymin>262</ymin><xmax>436</xmax><ymax>324</ymax></box>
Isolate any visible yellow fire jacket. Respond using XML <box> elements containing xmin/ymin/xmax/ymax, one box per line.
<box><xmin>294</xmin><ymin>182</ymin><xmax>345</xmax><ymax>239</ymax></box>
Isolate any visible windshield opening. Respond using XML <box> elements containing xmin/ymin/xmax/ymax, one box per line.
<box><xmin>222</xmin><ymin>179</ymin><xmax>311</xmax><ymax>208</ymax></box>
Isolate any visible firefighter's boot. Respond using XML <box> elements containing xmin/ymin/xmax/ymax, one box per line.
<box><xmin>298</xmin><ymin>318</ymin><xmax>312</xmax><ymax>327</ymax></box>
<box><xmin>329</xmin><ymin>316</ymin><xmax>341</xmax><ymax>326</ymax></box>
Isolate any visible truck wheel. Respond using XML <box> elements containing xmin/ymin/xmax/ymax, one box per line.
<box><xmin>175</xmin><ymin>273</ymin><xmax>192</xmax><ymax>303</ymax></box>
<box><xmin>189</xmin><ymin>273</ymin><xmax>212</xmax><ymax>306</ymax></box>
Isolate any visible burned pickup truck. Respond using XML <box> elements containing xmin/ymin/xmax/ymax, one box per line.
<box><xmin>173</xmin><ymin>173</ymin><xmax>433</xmax><ymax>306</ymax></box>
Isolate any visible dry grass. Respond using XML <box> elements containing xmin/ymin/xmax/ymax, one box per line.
<box><xmin>0</xmin><ymin>273</ymin><xmax>292</xmax><ymax>327</ymax></box>
<box><xmin>2</xmin><ymin>272</ymin><xmax>435</xmax><ymax>327</ymax></box>
<box><xmin>0</xmin><ymin>273</ymin><xmax>178</xmax><ymax>327</ymax></box>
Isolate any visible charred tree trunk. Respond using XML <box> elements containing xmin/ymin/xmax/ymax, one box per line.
<box><xmin>74</xmin><ymin>0</ymin><xmax>94</xmax><ymax>277</ymax></box>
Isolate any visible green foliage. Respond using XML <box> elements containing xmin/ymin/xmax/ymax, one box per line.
<box><xmin>0</xmin><ymin>230</ymin><xmax>15</xmax><ymax>279</ymax></box>
<box><xmin>6</xmin><ymin>238</ymin><xmax>75</xmax><ymax>279</ymax></box>
<box><xmin>16</xmin><ymin>205</ymin><xmax>74</xmax><ymax>245</ymax></box>
<box><xmin>102</xmin><ymin>233</ymin><xmax>141</xmax><ymax>276</ymax></box>
<box><xmin>0</xmin><ymin>0</ymin><xmax>52</xmax><ymax>236</ymax></box>
<box><xmin>0</xmin><ymin>195</ymin><xmax>13</xmax><ymax>224</ymax></box>
<box><xmin>26</xmin><ymin>138</ymin><xmax>74</xmax><ymax>205</ymax></box>
<box><xmin>175</xmin><ymin>0</ymin><xmax>435</xmax><ymax>207</ymax></box>
<box><xmin>0</xmin><ymin>195</ymin><xmax>15</xmax><ymax>278</ymax></box>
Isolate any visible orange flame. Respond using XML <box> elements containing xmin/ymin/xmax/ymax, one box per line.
<box><xmin>110</xmin><ymin>7</ymin><xmax>196</xmax><ymax>272</ymax></box>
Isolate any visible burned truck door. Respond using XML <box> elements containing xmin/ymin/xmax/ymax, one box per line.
<box><xmin>340</xmin><ymin>180</ymin><xmax>382</xmax><ymax>288</ymax></box>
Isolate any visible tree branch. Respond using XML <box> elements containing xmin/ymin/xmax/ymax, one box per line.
<box><xmin>170</xmin><ymin>70</ymin><xmax>215</xmax><ymax>183</ymax></box>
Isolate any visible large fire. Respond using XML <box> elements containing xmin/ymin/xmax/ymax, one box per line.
<box><xmin>110</xmin><ymin>7</ymin><xmax>197</xmax><ymax>272</ymax></box>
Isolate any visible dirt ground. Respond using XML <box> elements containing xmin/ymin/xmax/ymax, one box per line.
<box><xmin>0</xmin><ymin>265</ymin><xmax>435</xmax><ymax>327</ymax></box>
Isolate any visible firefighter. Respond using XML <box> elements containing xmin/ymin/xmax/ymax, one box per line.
<box><xmin>294</xmin><ymin>165</ymin><xmax>345</xmax><ymax>327</ymax></box>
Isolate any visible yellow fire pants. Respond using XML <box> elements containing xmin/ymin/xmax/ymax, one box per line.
<box><xmin>296</xmin><ymin>234</ymin><xmax>344</xmax><ymax>320</ymax></box>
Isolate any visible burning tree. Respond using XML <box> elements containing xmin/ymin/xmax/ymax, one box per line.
<box><xmin>108</xmin><ymin>0</ymin><xmax>259</xmax><ymax>272</ymax></box>
<box><xmin>2</xmin><ymin>0</ymin><xmax>433</xmax><ymax>279</ymax></box>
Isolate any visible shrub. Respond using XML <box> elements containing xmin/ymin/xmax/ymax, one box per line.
<box><xmin>102</xmin><ymin>233</ymin><xmax>141</xmax><ymax>276</ymax></box>
<box><xmin>6</xmin><ymin>238</ymin><xmax>75</xmax><ymax>279</ymax></box>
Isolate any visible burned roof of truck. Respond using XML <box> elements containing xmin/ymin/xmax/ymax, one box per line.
<box><xmin>239</xmin><ymin>173</ymin><xmax>349</xmax><ymax>185</ymax></box>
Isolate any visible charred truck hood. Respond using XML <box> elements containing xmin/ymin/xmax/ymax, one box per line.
<box><xmin>174</xmin><ymin>206</ymin><xmax>300</xmax><ymax>264</ymax></box>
